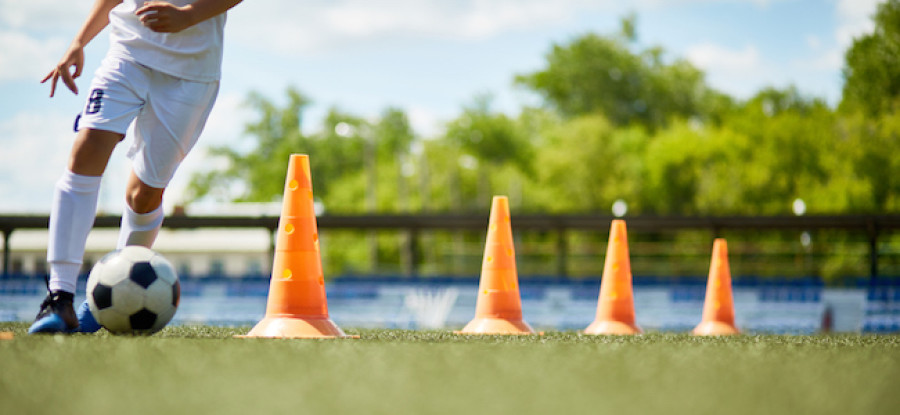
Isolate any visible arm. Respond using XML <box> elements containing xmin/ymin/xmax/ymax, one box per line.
<box><xmin>42</xmin><ymin>0</ymin><xmax>123</xmax><ymax>97</ymax></box>
<box><xmin>136</xmin><ymin>0</ymin><xmax>243</xmax><ymax>33</ymax></box>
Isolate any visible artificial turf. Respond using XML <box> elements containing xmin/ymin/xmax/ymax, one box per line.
<box><xmin>1</xmin><ymin>322</ymin><xmax>897</xmax><ymax>415</ymax></box>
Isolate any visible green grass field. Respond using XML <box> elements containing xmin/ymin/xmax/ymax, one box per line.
<box><xmin>1</xmin><ymin>322</ymin><xmax>898</xmax><ymax>415</ymax></box>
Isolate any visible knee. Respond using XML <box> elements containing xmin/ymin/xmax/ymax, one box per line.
<box><xmin>126</xmin><ymin>185</ymin><xmax>164</xmax><ymax>214</ymax></box>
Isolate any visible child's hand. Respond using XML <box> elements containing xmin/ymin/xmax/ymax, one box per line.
<box><xmin>136</xmin><ymin>1</ymin><xmax>195</xmax><ymax>33</ymax></box>
<box><xmin>41</xmin><ymin>46</ymin><xmax>84</xmax><ymax>97</ymax></box>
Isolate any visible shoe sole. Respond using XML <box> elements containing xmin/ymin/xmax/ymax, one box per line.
<box><xmin>27</xmin><ymin>314</ymin><xmax>70</xmax><ymax>334</ymax></box>
<box><xmin>74</xmin><ymin>301</ymin><xmax>102</xmax><ymax>333</ymax></box>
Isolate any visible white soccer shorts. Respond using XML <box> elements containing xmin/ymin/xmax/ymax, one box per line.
<box><xmin>76</xmin><ymin>56</ymin><xmax>219</xmax><ymax>188</ymax></box>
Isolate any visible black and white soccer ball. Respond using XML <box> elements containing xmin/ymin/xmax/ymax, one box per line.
<box><xmin>86</xmin><ymin>246</ymin><xmax>180</xmax><ymax>335</ymax></box>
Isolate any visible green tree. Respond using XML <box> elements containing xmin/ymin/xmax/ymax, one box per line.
<box><xmin>186</xmin><ymin>87</ymin><xmax>427</xmax><ymax>214</ymax></box>
<box><xmin>186</xmin><ymin>87</ymin><xmax>313</xmax><ymax>203</ymax></box>
<box><xmin>837</xmin><ymin>110</ymin><xmax>900</xmax><ymax>212</ymax></box>
<box><xmin>443</xmin><ymin>95</ymin><xmax>535</xmax><ymax>209</ymax></box>
<box><xmin>528</xmin><ymin>113</ymin><xmax>648</xmax><ymax>213</ymax></box>
<box><xmin>841</xmin><ymin>0</ymin><xmax>900</xmax><ymax>116</ymax></box>
<box><xmin>722</xmin><ymin>87</ymin><xmax>839</xmax><ymax>214</ymax></box>
<box><xmin>515</xmin><ymin>16</ymin><xmax>729</xmax><ymax>130</ymax></box>
<box><xmin>839</xmin><ymin>0</ymin><xmax>900</xmax><ymax>212</ymax></box>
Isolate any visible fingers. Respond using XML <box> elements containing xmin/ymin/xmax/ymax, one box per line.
<box><xmin>137</xmin><ymin>8</ymin><xmax>165</xmax><ymax>31</ymax></box>
<box><xmin>49</xmin><ymin>73</ymin><xmax>59</xmax><ymax>98</ymax></box>
<box><xmin>61</xmin><ymin>69</ymin><xmax>78</xmax><ymax>95</ymax></box>
<box><xmin>135</xmin><ymin>2</ymin><xmax>188</xmax><ymax>33</ymax></box>
<box><xmin>135</xmin><ymin>2</ymin><xmax>166</xmax><ymax>16</ymax></box>
<box><xmin>42</xmin><ymin>65</ymin><xmax>79</xmax><ymax>97</ymax></box>
<box><xmin>140</xmin><ymin>17</ymin><xmax>169</xmax><ymax>32</ymax></box>
<box><xmin>41</xmin><ymin>68</ymin><xmax>60</xmax><ymax>97</ymax></box>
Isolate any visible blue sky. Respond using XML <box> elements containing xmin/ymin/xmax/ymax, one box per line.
<box><xmin>0</xmin><ymin>0</ymin><xmax>882</xmax><ymax>213</ymax></box>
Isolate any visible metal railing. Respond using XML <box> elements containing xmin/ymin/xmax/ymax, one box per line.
<box><xmin>3</xmin><ymin>214</ymin><xmax>899</xmax><ymax>279</ymax></box>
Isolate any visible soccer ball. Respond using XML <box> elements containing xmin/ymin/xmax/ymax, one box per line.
<box><xmin>86</xmin><ymin>246</ymin><xmax>180</xmax><ymax>335</ymax></box>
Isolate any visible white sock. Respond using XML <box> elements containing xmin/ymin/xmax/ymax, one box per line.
<box><xmin>117</xmin><ymin>204</ymin><xmax>164</xmax><ymax>249</ymax></box>
<box><xmin>47</xmin><ymin>170</ymin><xmax>102</xmax><ymax>294</ymax></box>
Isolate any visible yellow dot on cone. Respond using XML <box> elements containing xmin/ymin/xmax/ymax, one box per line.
<box><xmin>288</xmin><ymin>180</ymin><xmax>299</xmax><ymax>190</ymax></box>
<box><xmin>713</xmin><ymin>300</ymin><xmax>721</xmax><ymax>309</ymax></box>
<box><xmin>486</xmin><ymin>256</ymin><xmax>493</xmax><ymax>263</ymax></box>
<box><xmin>284</xmin><ymin>223</ymin><xmax>295</xmax><ymax>234</ymax></box>
<box><xmin>613</xmin><ymin>263</ymin><xmax>620</xmax><ymax>272</ymax></box>
<box><xmin>490</xmin><ymin>224</ymin><xmax>497</xmax><ymax>232</ymax></box>
<box><xmin>282</xmin><ymin>269</ymin><xmax>293</xmax><ymax>280</ymax></box>
<box><xmin>506</xmin><ymin>248</ymin><xmax>514</xmax><ymax>257</ymax></box>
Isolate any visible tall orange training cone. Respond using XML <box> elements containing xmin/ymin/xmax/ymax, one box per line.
<box><xmin>693</xmin><ymin>238</ymin><xmax>740</xmax><ymax>336</ymax></box>
<box><xmin>240</xmin><ymin>154</ymin><xmax>350</xmax><ymax>338</ymax></box>
<box><xmin>584</xmin><ymin>220</ymin><xmax>642</xmax><ymax>335</ymax></box>
<box><xmin>458</xmin><ymin>196</ymin><xmax>535</xmax><ymax>335</ymax></box>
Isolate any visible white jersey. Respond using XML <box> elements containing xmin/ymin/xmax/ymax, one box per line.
<box><xmin>107</xmin><ymin>0</ymin><xmax>226</xmax><ymax>82</ymax></box>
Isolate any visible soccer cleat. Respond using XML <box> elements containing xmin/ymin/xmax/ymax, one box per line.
<box><xmin>74</xmin><ymin>300</ymin><xmax>102</xmax><ymax>333</ymax></box>
<box><xmin>27</xmin><ymin>290</ymin><xmax>79</xmax><ymax>334</ymax></box>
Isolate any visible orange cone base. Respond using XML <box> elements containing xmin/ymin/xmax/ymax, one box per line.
<box><xmin>584</xmin><ymin>319</ymin><xmax>642</xmax><ymax>335</ymax></box>
<box><xmin>457</xmin><ymin>317</ymin><xmax>536</xmax><ymax>335</ymax></box>
<box><xmin>692</xmin><ymin>320</ymin><xmax>740</xmax><ymax>336</ymax></box>
<box><xmin>237</xmin><ymin>316</ymin><xmax>351</xmax><ymax>339</ymax></box>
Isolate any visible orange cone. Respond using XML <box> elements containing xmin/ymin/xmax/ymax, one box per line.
<box><xmin>458</xmin><ymin>196</ymin><xmax>535</xmax><ymax>335</ymax></box>
<box><xmin>239</xmin><ymin>154</ymin><xmax>350</xmax><ymax>338</ymax></box>
<box><xmin>692</xmin><ymin>238</ymin><xmax>740</xmax><ymax>336</ymax></box>
<box><xmin>584</xmin><ymin>220</ymin><xmax>642</xmax><ymax>335</ymax></box>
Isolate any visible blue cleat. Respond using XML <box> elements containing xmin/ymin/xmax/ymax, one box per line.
<box><xmin>74</xmin><ymin>300</ymin><xmax>102</xmax><ymax>333</ymax></box>
<box><xmin>27</xmin><ymin>291</ymin><xmax>78</xmax><ymax>334</ymax></box>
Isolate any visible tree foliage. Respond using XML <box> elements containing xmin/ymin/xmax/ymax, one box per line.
<box><xmin>514</xmin><ymin>16</ymin><xmax>729</xmax><ymax>130</ymax></box>
<box><xmin>841</xmin><ymin>0</ymin><xmax>900</xmax><ymax>116</ymax></box>
<box><xmin>188</xmin><ymin>12</ymin><xmax>899</xmax><ymax>217</ymax></box>
<box><xmin>181</xmin><ymin>10</ymin><xmax>900</xmax><ymax>279</ymax></box>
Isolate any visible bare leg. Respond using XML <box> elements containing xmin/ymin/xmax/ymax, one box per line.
<box><xmin>47</xmin><ymin>128</ymin><xmax>123</xmax><ymax>295</ymax></box>
<box><xmin>68</xmin><ymin>128</ymin><xmax>124</xmax><ymax>175</ymax></box>
<box><xmin>125</xmin><ymin>169</ymin><xmax>165</xmax><ymax>213</ymax></box>
<box><xmin>117</xmin><ymin>170</ymin><xmax>166</xmax><ymax>248</ymax></box>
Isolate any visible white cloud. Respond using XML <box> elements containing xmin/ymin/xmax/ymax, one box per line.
<box><xmin>0</xmin><ymin>0</ymin><xmax>89</xmax><ymax>31</ymax></box>
<box><xmin>0</xmin><ymin>95</ymin><xmax>248</xmax><ymax>213</ymax></box>
<box><xmin>0</xmin><ymin>31</ymin><xmax>66</xmax><ymax>82</ymax></box>
<box><xmin>230</xmin><ymin>0</ymin><xmax>790</xmax><ymax>56</ymax></box>
<box><xmin>835</xmin><ymin>0</ymin><xmax>880</xmax><ymax>49</ymax></box>
<box><xmin>786</xmin><ymin>0</ymin><xmax>880</xmax><ymax>90</ymax></box>
<box><xmin>806</xmin><ymin>34</ymin><xmax>821</xmax><ymax>50</ymax></box>
<box><xmin>229</xmin><ymin>0</ymin><xmax>619</xmax><ymax>55</ymax></box>
<box><xmin>686</xmin><ymin>43</ymin><xmax>762</xmax><ymax>71</ymax></box>
<box><xmin>1</xmin><ymin>0</ymin><xmax>797</xmax><ymax>61</ymax></box>
<box><xmin>407</xmin><ymin>106</ymin><xmax>443</xmax><ymax>138</ymax></box>
<box><xmin>0</xmin><ymin>111</ymin><xmax>72</xmax><ymax>213</ymax></box>
<box><xmin>801</xmin><ymin>48</ymin><xmax>843</xmax><ymax>71</ymax></box>
<box><xmin>685</xmin><ymin>43</ymin><xmax>784</xmax><ymax>98</ymax></box>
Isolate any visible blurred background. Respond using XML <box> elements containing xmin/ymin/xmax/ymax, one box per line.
<box><xmin>1</xmin><ymin>0</ymin><xmax>898</xmax><ymax>333</ymax></box>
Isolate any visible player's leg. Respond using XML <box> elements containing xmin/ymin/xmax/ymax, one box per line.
<box><xmin>30</xmin><ymin>129</ymin><xmax>124</xmax><ymax>334</ymax></box>
<box><xmin>31</xmin><ymin>57</ymin><xmax>147</xmax><ymax>334</ymax></box>
<box><xmin>78</xmin><ymin>69</ymin><xmax>217</xmax><ymax>334</ymax></box>
<box><xmin>69</xmin><ymin>72</ymin><xmax>220</xmax><ymax>333</ymax></box>
<box><xmin>116</xmin><ymin>171</ymin><xmax>165</xmax><ymax>249</ymax></box>
<box><xmin>116</xmin><ymin>72</ymin><xmax>219</xmax><ymax>251</ymax></box>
